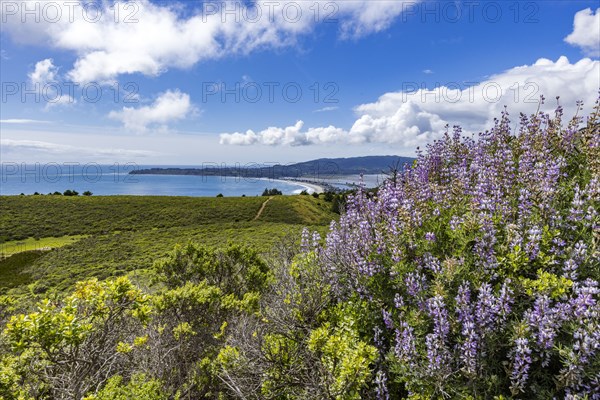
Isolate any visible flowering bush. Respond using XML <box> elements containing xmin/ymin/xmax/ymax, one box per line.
<box><xmin>306</xmin><ymin>97</ymin><xmax>600</xmax><ymax>399</ymax></box>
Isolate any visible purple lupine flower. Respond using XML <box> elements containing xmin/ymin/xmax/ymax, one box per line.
<box><xmin>394</xmin><ymin>293</ymin><xmax>404</xmax><ymax>309</ymax></box>
<box><xmin>425</xmin><ymin>232</ymin><xmax>436</xmax><ymax>242</ymax></box>
<box><xmin>424</xmin><ymin>295</ymin><xmax>452</xmax><ymax>375</ymax></box>
<box><xmin>311</xmin><ymin>231</ymin><xmax>321</xmax><ymax>250</ymax></box>
<box><xmin>518</xmin><ymin>188</ymin><xmax>533</xmax><ymax>221</ymax></box>
<box><xmin>423</xmin><ymin>253</ymin><xmax>442</xmax><ymax>274</ymax></box>
<box><xmin>525</xmin><ymin>225</ymin><xmax>543</xmax><ymax>260</ymax></box>
<box><xmin>449</xmin><ymin>215</ymin><xmax>463</xmax><ymax>231</ymax></box>
<box><xmin>382</xmin><ymin>309</ymin><xmax>394</xmax><ymax>330</ymax></box>
<box><xmin>510</xmin><ymin>338</ymin><xmax>532</xmax><ymax>394</ymax></box>
<box><xmin>405</xmin><ymin>272</ymin><xmax>428</xmax><ymax>298</ymax></box>
<box><xmin>572</xmin><ymin>241</ymin><xmax>588</xmax><ymax>263</ymax></box>
<box><xmin>563</xmin><ymin>242</ymin><xmax>587</xmax><ymax>281</ymax></box>
<box><xmin>526</xmin><ymin>295</ymin><xmax>558</xmax><ymax>366</ymax></box>
<box><xmin>551</xmin><ymin>236</ymin><xmax>566</xmax><ymax>256</ymax></box>
<box><xmin>375</xmin><ymin>370</ymin><xmax>390</xmax><ymax>400</ymax></box>
<box><xmin>475</xmin><ymin>283</ymin><xmax>497</xmax><ymax>333</ymax></box>
<box><xmin>427</xmin><ymin>295</ymin><xmax>450</xmax><ymax>340</ymax></box>
<box><xmin>395</xmin><ymin>321</ymin><xmax>416</xmax><ymax>367</ymax></box>
<box><xmin>474</xmin><ymin>215</ymin><xmax>498</xmax><ymax>271</ymax></box>
<box><xmin>571</xmin><ymin>279</ymin><xmax>599</xmax><ymax>320</ymax></box>
<box><xmin>563</xmin><ymin>259</ymin><xmax>579</xmax><ymax>281</ymax></box>
<box><xmin>460</xmin><ymin>321</ymin><xmax>479</xmax><ymax>375</ymax></box>
<box><xmin>300</xmin><ymin>228</ymin><xmax>310</xmax><ymax>253</ymax></box>
<box><xmin>561</xmin><ymin>327</ymin><xmax>600</xmax><ymax>391</ymax></box>
<box><xmin>568</xmin><ymin>186</ymin><xmax>585</xmax><ymax>224</ymax></box>
<box><xmin>425</xmin><ymin>332</ymin><xmax>450</xmax><ymax>375</ymax></box>
<box><xmin>374</xmin><ymin>325</ymin><xmax>384</xmax><ymax>350</ymax></box>
<box><xmin>455</xmin><ymin>283</ymin><xmax>480</xmax><ymax>374</ymax></box>
<box><xmin>497</xmin><ymin>280</ymin><xmax>514</xmax><ymax>322</ymax></box>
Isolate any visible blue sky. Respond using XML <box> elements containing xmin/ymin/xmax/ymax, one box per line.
<box><xmin>1</xmin><ymin>0</ymin><xmax>599</xmax><ymax>164</ymax></box>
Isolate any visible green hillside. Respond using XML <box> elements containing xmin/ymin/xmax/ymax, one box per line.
<box><xmin>0</xmin><ymin>195</ymin><xmax>338</xmax><ymax>294</ymax></box>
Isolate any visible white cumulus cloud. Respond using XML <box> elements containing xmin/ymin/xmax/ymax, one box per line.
<box><xmin>108</xmin><ymin>90</ymin><xmax>193</xmax><ymax>132</ymax></box>
<box><xmin>29</xmin><ymin>58</ymin><xmax>57</xmax><ymax>84</ymax></box>
<box><xmin>565</xmin><ymin>8</ymin><xmax>600</xmax><ymax>57</ymax></box>
<box><xmin>28</xmin><ymin>58</ymin><xmax>75</xmax><ymax>107</ymax></box>
<box><xmin>220</xmin><ymin>57</ymin><xmax>600</xmax><ymax>152</ymax></box>
<box><xmin>1</xmin><ymin>0</ymin><xmax>418</xmax><ymax>83</ymax></box>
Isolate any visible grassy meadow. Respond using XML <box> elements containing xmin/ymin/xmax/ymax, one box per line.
<box><xmin>0</xmin><ymin>194</ymin><xmax>338</xmax><ymax>294</ymax></box>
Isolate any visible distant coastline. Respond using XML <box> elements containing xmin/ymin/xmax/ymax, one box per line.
<box><xmin>276</xmin><ymin>179</ymin><xmax>325</xmax><ymax>194</ymax></box>
<box><xmin>129</xmin><ymin>156</ymin><xmax>415</xmax><ymax>181</ymax></box>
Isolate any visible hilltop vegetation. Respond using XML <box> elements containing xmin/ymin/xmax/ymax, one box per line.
<box><xmin>0</xmin><ymin>99</ymin><xmax>598</xmax><ymax>399</ymax></box>
<box><xmin>0</xmin><ymin>196</ymin><xmax>267</xmax><ymax>243</ymax></box>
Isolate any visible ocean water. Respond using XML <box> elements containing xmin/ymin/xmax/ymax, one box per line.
<box><xmin>0</xmin><ymin>164</ymin><xmax>314</xmax><ymax>197</ymax></box>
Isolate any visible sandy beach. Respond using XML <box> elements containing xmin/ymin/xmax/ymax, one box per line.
<box><xmin>267</xmin><ymin>178</ymin><xmax>325</xmax><ymax>194</ymax></box>
<box><xmin>290</xmin><ymin>181</ymin><xmax>325</xmax><ymax>194</ymax></box>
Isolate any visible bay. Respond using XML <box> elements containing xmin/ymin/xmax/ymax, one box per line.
<box><xmin>0</xmin><ymin>164</ymin><xmax>315</xmax><ymax>197</ymax></box>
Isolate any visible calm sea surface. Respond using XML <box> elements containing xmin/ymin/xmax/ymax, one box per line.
<box><xmin>0</xmin><ymin>164</ymin><xmax>316</xmax><ymax>197</ymax></box>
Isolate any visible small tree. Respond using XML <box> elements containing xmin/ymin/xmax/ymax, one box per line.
<box><xmin>331</xmin><ymin>196</ymin><xmax>341</xmax><ymax>214</ymax></box>
<box><xmin>263</xmin><ymin>188</ymin><xmax>283</xmax><ymax>196</ymax></box>
<box><xmin>83</xmin><ymin>191</ymin><xmax>93</xmax><ymax>196</ymax></box>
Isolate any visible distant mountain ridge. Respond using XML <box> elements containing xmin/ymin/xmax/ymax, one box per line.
<box><xmin>130</xmin><ymin>155</ymin><xmax>415</xmax><ymax>179</ymax></box>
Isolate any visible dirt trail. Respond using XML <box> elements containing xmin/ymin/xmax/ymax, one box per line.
<box><xmin>253</xmin><ymin>197</ymin><xmax>273</xmax><ymax>221</ymax></box>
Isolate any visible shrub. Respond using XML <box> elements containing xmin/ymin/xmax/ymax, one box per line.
<box><xmin>83</xmin><ymin>374</ymin><xmax>169</xmax><ymax>400</ymax></box>
<box><xmin>2</xmin><ymin>277</ymin><xmax>151</xmax><ymax>399</ymax></box>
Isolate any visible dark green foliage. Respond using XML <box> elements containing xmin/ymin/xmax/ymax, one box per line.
<box><xmin>262</xmin><ymin>188</ymin><xmax>283</xmax><ymax>196</ymax></box>
<box><xmin>0</xmin><ymin>251</ymin><xmax>44</xmax><ymax>292</ymax></box>
<box><xmin>63</xmin><ymin>189</ymin><xmax>79</xmax><ymax>196</ymax></box>
<box><xmin>154</xmin><ymin>243</ymin><xmax>271</xmax><ymax>295</ymax></box>
<box><xmin>83</xmin><ymin>191</ymin><xmax>93</xmax><ymax>196</ymax></box>
<box><xmin>331</xmin><ymin>196</ymin><xmax>341</xmax><ymax>214</ymax></box>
